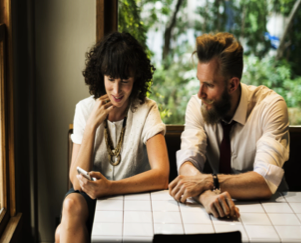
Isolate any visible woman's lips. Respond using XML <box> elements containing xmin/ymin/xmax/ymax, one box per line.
<box><xmin>112</xmin><ymin>95</ymin><xmax>124</xmax><ymax>102</ymax></box>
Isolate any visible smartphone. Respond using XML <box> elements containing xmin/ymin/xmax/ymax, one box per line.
<box><xmin>77</xmin><ymin>166</ymin><xmax>97</xmax><ymax>181</ymax></box>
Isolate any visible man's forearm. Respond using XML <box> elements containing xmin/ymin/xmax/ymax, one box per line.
<box><xmin>218</xmin><ymin>171</ymin><xmax>272</xmax><ymax>199</ymax></box>
<box><xmin>179</xmin><ymin>162</ymin><xmax>272</xmax><ymax>200</ymax></box>
<box><xmin>179</xmin><ymin>161</ymin><xmax>202</xmax><ymax>176</ymax></box>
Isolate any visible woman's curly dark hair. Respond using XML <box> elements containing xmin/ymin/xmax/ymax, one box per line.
<box><xmin>82</xmin><ymin>32</ymin><xmax>155</xmax><ymax>111</ymax></box>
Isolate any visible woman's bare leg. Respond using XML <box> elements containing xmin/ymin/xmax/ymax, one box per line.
<box><xmin>55</xmin><ymin>193</ymin><xmax>89</xmax><ymax>243</ymax></box>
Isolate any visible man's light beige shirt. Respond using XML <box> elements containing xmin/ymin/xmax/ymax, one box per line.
<box><xmin>177</xmin><ymin>83</ymin><xmax>290</xmax><ymax>193</ymax></box>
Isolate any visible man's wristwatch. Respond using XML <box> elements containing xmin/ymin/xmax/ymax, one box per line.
<box><xmin>212</xmin><ymin>173</ymin><xmax>221</xmax><ymax>194</ymax></box>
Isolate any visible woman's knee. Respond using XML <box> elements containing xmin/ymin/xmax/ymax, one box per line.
<box><xmin>55</xmin><ymin>224</ymin><xmax>61</xmax><ymax>243</ymax></box>
<box><xmin>62</xmin><ymin>193</ymin><xmax>88</xmax><ymax>218</ymax></box>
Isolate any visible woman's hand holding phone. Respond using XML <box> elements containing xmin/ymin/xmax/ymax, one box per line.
<box><xmin>77</xmin><ymin>169</ymin><xmax>112</xmax><ymax>199</ymax></box>
<box><xmin>86</xmin><ymin>94</ymin><xmax>114</xmax><ymax>130</ymax></box>
<box><xmin>77</xmin><ymin>166</ymin><xmax>97</xmax><ymax>181</ymax></box>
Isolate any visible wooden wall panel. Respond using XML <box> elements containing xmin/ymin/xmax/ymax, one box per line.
<box><xmin>96</xmin><ymin>0</ymin><xmax>118</xmax><ymax>42</ymax></box>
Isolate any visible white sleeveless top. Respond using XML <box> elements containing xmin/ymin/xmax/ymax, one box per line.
<box><xmin>71</xmin><ymin>96</ymin><xmax>166</xmax><ymax>181</ymax></box>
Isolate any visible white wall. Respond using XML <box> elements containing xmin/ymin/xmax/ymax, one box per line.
<box><xmin>35</xmin><ymin>0</ymin><xmax>95</xmax><ymax>241</ymax></box>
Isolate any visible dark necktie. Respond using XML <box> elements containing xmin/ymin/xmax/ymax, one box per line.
<box><xmin>219</xmin><ymin>121</ymin><xmax>235</xmax><ymax>174</ymax></box>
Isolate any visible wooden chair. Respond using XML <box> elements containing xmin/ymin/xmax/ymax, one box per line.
<box><xmin>153</xmin><ymin>231</ymin><xmax>242</xmax><ymax>243</ymax></box>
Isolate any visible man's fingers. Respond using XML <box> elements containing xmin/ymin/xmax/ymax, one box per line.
<box><xmin>224</xmin><ymin>193</ymin><xmax>236</xmax><ymax>218</ymax></box>
<box><xmin>218</xmin><ymin>195</ymin><xmax>230</xmax><ymax>217</ymax></box>
<box><xmin>168</xmin><ymin>177</ymin><xmax>179</xmax><ymax>191</ymax></box>
<box><xmin>169</xmin><ymin>177</ymin><xmax>180</xmax><ymax>197</ymax></box>
<box><xmin>209</xmin><ymin>202</ymin><xmax>219</xmax><ymax>218</ymax></box>
<box><xmin>171</xmin><ymin>184</ymin><xmax>182</xmax><ymax>201</ymax></box>
<box><xmin>235</xmin><ymin>207</ymin><xmax>240</xmax><ymax>218</ymax></box>
<box><xmin>175</xmin><ymin>187</ymin><xmax>185</xmax><ymax>202</ymax></box>
<box><xmin>213</xmin><ymin>198</ymin><xmax>225</xmax><ymax>218</ymax></box>
<box><xmin>181</xmin><ymin>191</ymin><xmax>191</xmax><ymax>204</ymax></box>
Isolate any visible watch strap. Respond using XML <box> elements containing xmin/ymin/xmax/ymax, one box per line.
<box><xmin>212</xmin><ymin>173</ymin><xmax>221</xmax><ymax>194</ymax></box>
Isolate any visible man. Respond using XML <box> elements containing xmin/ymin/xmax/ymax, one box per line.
<box><xmin>169</xmin><ymin>32</ymin><xmax>289</xmax><ymax>219</ymax></box>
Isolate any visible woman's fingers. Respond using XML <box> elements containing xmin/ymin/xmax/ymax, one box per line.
<box><xmin>99</xmin><ymin>94</ymin><xmax>109</xmax><ymax>100</ymax></box>
<box><xmin>104</xmin><ymin>101</ymin><xmax>114</xmax><ymax>109</ymax></box>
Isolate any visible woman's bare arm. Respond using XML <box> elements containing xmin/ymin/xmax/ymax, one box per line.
<box><xmin>78</xmin><ymin>133</ymin><xmax>170</xmax><ymax>198</ymax></box>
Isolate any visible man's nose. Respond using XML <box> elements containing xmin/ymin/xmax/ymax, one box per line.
<box><xmin>198</xmin><ymin>83</ymin><xmax>205</xmax><ymax>99</ymax></box>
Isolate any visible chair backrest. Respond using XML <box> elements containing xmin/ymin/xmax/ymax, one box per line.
<box><xmin>283</xmin><ymin>126</ymin><xmax>301</xmax><ymax>191</ymax></box>
<box><xmin>68</xmin><ymin>125</ymin><xmax>73</xmax><ymax>189</ymax></box>
<box><xmin>153</xmin><ymin>231</ymin><xmax>242</xmax><ymax>243</ymax></box>
<box><xmin>68</xmin><ymin>125</ymin><xmax>301</xmax><ymax>191</ymax></box>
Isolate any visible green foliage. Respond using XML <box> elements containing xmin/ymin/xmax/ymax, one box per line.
<box><xmin>149</xmin><ymin>44</ymin><xmax>198</xmax><ymax>124</ymax></box>
<box><xmin>243</xmin><ymin>55</ymin><xmax>301</xmax><ymax>107</ymax></box>
<box><xmin>118</xmin><ymin>0</ymin><xmax>148</xmax><ymax>50</ymax></box>
<box><xmin>272</xmin><ymin>0</ymin><xmax>297</xmax><ymax>15</ymax></box>
<box><xmin>271</xmin><ymin>0</ymin><xmax>301</xmax><ymax>76</ymax></box>
<box><xmin>195</xmin><ymin>0</ymin><xmax>271</xmax><ymax>57</ymax></box>
<box><xmin>119</xmin><ymin>0</ymin><xmax>301</xmax><ymax>124</ymax></box>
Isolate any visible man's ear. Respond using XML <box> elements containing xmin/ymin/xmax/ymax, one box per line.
<box><xmin>228</xmin><ymin>77</ymin><xmax>240</xmax><ymax>94</ymax></box>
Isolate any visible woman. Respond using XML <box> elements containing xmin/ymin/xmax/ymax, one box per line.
<box><xmin>55</xmin><ymin>32</ymin><xmax>169</xmax><ymax>243</ymax></box>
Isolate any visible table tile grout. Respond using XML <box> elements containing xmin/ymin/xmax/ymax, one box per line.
<box><xmin>150</xmin><ymin>193</ymin><xmax>155</xmax><ymax>236</ymax></box>
<box><xmin>92</xmin><ymin>191</ymin><xmax>301</xmax><ymax>242</ymax></box>
<box><xmin>259</xmin><ymin>200</ymin><xmax>282</xmax><ymax>242</ymax></box>
<box><xmin>178</xmin><ymin>201</ymin><xmax>185</xmax><ymax>234</ymax></box>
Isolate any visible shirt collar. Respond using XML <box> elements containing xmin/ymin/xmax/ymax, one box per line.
<box><xmin>232</xmin><ymin>83</ymin><xmax>248</xmax><ymax>125</ymax></box>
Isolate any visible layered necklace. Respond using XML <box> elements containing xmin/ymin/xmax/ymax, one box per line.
<box><xmin>104</xmin><ymin>111</ymin><xmax>128</xmax><ymax>166</ymax></box>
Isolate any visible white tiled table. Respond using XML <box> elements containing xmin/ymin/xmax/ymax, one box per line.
<box><xmin>91</xmin><ymin>191</ymin><xmax>301</xmax><ymax>243</ymax></box>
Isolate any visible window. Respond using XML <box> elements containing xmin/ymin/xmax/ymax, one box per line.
<box><xmin>118</xmin><ymin>0</ymin><xmax>301</xmax><ymax>125</ymax></box>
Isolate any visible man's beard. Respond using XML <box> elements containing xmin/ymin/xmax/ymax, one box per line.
<box><xmin>201</xmin><ymin>89</ymin><xmax>231</xmax><ymax>124</ymax></box>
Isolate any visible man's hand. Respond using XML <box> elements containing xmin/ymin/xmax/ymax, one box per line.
<box><xmin>199</xmin><ymin>190</ymin><xmax>240</xmax><ymax>219</ymax></box>
<box><xmin>168</xmin><ymin>174</ymin><xmax>213</xmax><ymax>203</ymax></box>
<box><xmin>77</xmin><ymin>171</ymin><xmax>111</xmax><ymax>199</ymax></box>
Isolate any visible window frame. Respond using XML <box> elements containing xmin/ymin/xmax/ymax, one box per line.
<box><xmin>96</xmin><ymin>0</ymin><xmax>118</xmax><ymax>42</ymax></box>
<box><xmin>0</xmin><ymin>23</ymin><xmax>10</xmax><ymax>236</ymax></box>
<box><xmin>0</xmin><ymin>0</ymin><xmax>19</xmax><ymax>239</ymax></box>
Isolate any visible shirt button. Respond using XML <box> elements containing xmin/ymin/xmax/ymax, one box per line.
<box><xmin>109</xmin><ymin>169</ymin><xmax>112</xmax><ymax>172</ymax></box>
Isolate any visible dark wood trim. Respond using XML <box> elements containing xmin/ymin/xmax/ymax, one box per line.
<box><xmin>0</xmin><ymin>19</ymin><xmax>9</xmax><ymax>238</ymax></box>
<box><xmin>26</xmin><ymin>0</ymin><xmax>38</xmax><ymax>240</ymax></box>
<box><xmin>289</xmin><ymin>125</ymin><xmax>301</xmax><ymax>133</ymax></box>
<box><xmin>3</xmin><ymin>0</ymin><xmax>16</xmax><ymax>219</ymax></box>
<box><xmin>96</xmin><ymin>0</ymin><xmax>118</xmax><ymax>42</ymax></box>
<box><xmin>96</xmin><ymin>0</ymin><xmax>104</xmax><ymax>42</ymax></box>
<box><xmin>0</xmin><ymin>209</ymin><xmax>9</xmax><ymax>238</ymax></box>
<box><xmin>0</xmin><ymin>24</ymin><xmax>4</xmax><ymax>40</ymax></box>
<box><xmin>0</xmin><ymin>23</ymin><xmax>7</xmax><ymax>212</ymax></box>
<box><xmin>0</xmin><ymin>213</ymin><xmax>21</xmax><ymax>243</ymax></box>
<box><xmin>69</xmin><ymin>124</ymin><xmax>300</xmax><ymax>133</ymax></box>
<box><xmin>0</xmin><ymin>0</ymin><xmax>16</xmax><ymax>224</ymax></box>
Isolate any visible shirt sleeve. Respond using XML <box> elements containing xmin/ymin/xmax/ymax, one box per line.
<box><xmin>141</xmin><ymin>101</ymin><xmax>166</xmax><ymax>144</ymax></box>
<box><xmin>70</xmin><ymin>102</ymin><xmax>87</xmax><ymax>144</ymax></box>
<box><xmin>176</xmin><ymin>96</ymin><xmax>207</xmax><ymax>172</ymax></box>
<box><xmin>254</xmin><ymin>98</ymin><xmax>290</xmax><ymax>194</ymax></box>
